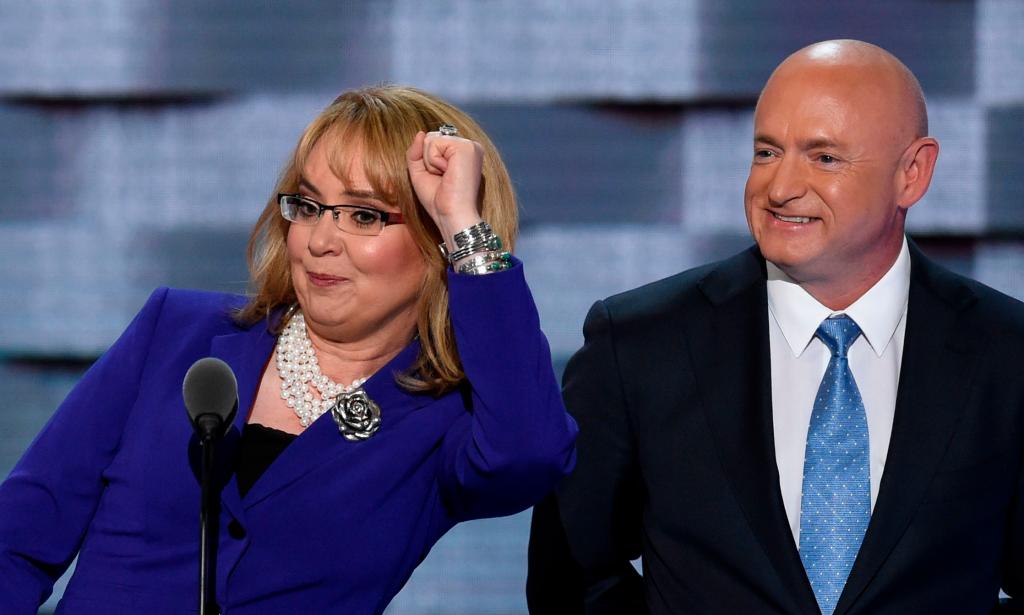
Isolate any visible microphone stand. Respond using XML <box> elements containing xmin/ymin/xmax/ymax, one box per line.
<box><xmin>197</xmin><ymin>416</ymin><xmax>226</xmax><ymax>615</ymax></box>
<box><xmin>183</xmin><ymin>357</ymin><xmax>237</xmax><ymax>615</ymax></box>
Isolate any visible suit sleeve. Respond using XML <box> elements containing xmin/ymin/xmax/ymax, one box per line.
<box><xmin>528</xmin><ymin>299</ymin><xmax>647</xmax><ymax>614</ymax></box>
<box><xmin>435</xmin><ymin>260</ymin><xmax>578</xmax><ymax>521</ymax></box>
<box><xmin>998</xmin><ymin>451</ymin><xmax>1024</xmax><ymax>612</ymax></box>
<box><xmin>0</xmin><ymin>288</ymin><xmax>168</xmax><ymax>613</ymax></box>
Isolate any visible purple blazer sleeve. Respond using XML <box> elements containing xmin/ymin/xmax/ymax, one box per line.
<box><xmin>437</xmin><ymin>260</ymin><xmax>578</xmax><ymax>521</ymax></box>
<box><xmin>0</xmin><ymin>288</ymin><xmax>169</xmax><ymax>612</ymax></box>
<box><xmin>0</xmin><ymin>264</ymin><xmax>577</xmax><ymax>612</ymax></box>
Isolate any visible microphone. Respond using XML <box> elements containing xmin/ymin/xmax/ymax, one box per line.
<box><xmin>183</xmin><ymin>357</ymin><xmax>238</xmax><ymax>442</ymax></box>
<box><xmin>182</xmin><ymin>357</ymin><xmax>237</xmax><ymax>615</ymax></box>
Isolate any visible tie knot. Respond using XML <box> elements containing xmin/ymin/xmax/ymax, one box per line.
<box><xmin>816</xmin><ymin>315</ymin><xmax>862</xmax><ymax>358</ymax></box>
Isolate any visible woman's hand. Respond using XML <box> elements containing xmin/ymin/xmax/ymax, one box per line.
<box><xmin>406</xmin><ymin>130</ymin><xmax>484</xmax><ymax>249</ymax></box>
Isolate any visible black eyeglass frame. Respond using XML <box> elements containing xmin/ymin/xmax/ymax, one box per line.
<box><xmin>277</xmin><ymin>193</ymin><xmax>405</xmax><ymax>233</ymax></box>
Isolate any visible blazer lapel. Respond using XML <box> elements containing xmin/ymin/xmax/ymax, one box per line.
<box><xmin>208</xmin><ymin>318</ymin><xmax>279</xmax><ymax>527</ymax></box>
<box><xmin>688</xmin><ymin>247</ymin><xmax>821</xmax><ymax>614</ymax></box>
<box><xmin>241</xmin><ymin>338</ymin><xmax>433</xmax><ymax>508</ymax></box>
<box><xmin>835</xmin><ymin>242</ymin><xmax>979</xmax><ymax>614</ymax></box>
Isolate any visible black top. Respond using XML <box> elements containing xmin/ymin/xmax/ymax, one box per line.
<box><xmin>235</xmin><ymin>423</ymin><xmax>297</xmax><ymax>498</ymax></box>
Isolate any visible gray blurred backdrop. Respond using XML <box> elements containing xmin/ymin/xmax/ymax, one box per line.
<box><xmin>1</xmin><ymin>1</ymin><xmax>1022</xmax><ymax>613</ymax></box>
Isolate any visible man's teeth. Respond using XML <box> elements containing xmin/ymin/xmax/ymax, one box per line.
<box><xmin>773</xmin><ymin>213</ymin><xmax>812</xmax><ymax>223</ymax></box>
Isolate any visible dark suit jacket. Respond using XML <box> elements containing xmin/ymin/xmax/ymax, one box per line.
<box><xmin>0</xmin><ymin>263</ymin><xmax>577</xmax><ymax>614</ymax></box>
<box><xmin>528</xmin><ymin>242</ymin><xmax>1024</xmax><ymax>615</ymax></box>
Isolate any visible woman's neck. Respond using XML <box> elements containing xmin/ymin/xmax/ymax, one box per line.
<box><xmin>303</xmin><ymin>319</ymin><xmax>415</xmax><ymax>385</ymax></box>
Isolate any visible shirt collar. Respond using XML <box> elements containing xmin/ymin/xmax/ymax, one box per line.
<box><xmin>766</xmin><ymin>236</ymin><xmax>910</xmax><ymax>358</ymax></box>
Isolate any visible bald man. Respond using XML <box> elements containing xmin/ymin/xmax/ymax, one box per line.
<box><xmin>527</xmin><ymin>40</ymin><xmax>1024</xmax><ymax>614</ymax></box>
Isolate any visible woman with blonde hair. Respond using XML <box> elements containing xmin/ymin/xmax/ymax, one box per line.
<box><xmin>0</xmin><ymin>85</ymin><xmax>577</xmax><ymax>614</ymax></box>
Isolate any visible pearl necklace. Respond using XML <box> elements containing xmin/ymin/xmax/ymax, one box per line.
<box><xmin>275</xmin><ymin>310</ymin><xmax>367</xmax><ymax>427</ymax></box>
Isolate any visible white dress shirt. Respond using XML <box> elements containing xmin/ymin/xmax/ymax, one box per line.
<box><xmin>768</xmin><ymin>237</ymin><xmax>910</xmax><ymax>542</ymax></box>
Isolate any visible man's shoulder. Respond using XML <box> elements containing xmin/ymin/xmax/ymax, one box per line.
<box><xmin>912</xmin><ymin>248</ymin><xmax>1024</xmax><ymax>333</ymax></box>
<box><xmin>948</xmin><ymin>272</ymin><xmax>1024</xmax><ymax>336</ymax></box>
<box><xmin>600</xmin><ymin>246</ymin><xmax>762</xmax><ymax>323</ymax></box>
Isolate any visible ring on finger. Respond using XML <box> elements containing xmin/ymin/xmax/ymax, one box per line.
<box><xmin>438</xmin><ymin>123</ymin><xmax>458</xmax><ymax>137</ymax></box>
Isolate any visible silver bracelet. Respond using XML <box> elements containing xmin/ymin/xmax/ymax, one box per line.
<box><xmin>457</xmin><ymin>251</ymin><xmax>512</xmax><ymax>274</ymax></box>
<box><xmin>438</xmin><ymin>220</ymin><xmax>505</xmax><ymax>266</ymax></box>
<box><xmin>449</xmin><ymin>235</ymin><xmax>503</xmax><ymax>263</ymax></box>
<box><xmin>459</xmin><ymin>258</ymin><xmax>513</xmax><ymax>276</ymax></box>
<box><xmin>452</xmin><ymin>221</ymin><xmax>493</xmax><ymax>249</ymax></box>
<box><xmin>438</xmin><ymin>220</ymin><xmax>495</xmax><ymax>259</ymax></box>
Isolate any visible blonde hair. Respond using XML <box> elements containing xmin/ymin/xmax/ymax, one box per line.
<box><xmin>237</xmin><ymin>85</ymin><xmax>518</xmax><ymax>395</ymax></box>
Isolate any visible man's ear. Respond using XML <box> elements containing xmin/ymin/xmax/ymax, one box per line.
<box><xmin>895</xmin><ymin>137</ymin><xmax>939</xmax><ymax>211</ymax></box>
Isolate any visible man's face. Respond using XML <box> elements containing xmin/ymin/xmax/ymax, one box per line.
<box><xmin>744</xmin><ymin>65</ymin><xmax>909</xmax><ymax>288</ymax></box>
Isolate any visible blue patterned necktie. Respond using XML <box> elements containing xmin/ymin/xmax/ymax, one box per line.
<box><xmin>799</xmin><ymin>315</ymin><xmax>870</xmax><ymax>615</ymax></box>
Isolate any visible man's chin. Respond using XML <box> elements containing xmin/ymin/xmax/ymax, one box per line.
<box><xmin>757</xmin><ymin>240</ymin><xmax>819</xmax><ymax>268</ymax></box>
<box><xmin>758</xmin><ymin>243</ymin><xmax>835</xmax><ymax>284</ymax></box>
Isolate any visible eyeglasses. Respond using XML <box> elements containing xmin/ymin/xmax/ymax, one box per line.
<box><xmin>278</xmin><ymin>193</ymin><xmax>405</xmax><ymax>236</ymax></box>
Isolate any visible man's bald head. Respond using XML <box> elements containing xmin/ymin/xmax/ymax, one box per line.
<box><xmin>763</xmin><ymin>40</ymin><xmax>928</xmax><ymax>141</ymax></box>
<box><xmin>745</xmin><ymin>39</ymin><xmax>940</xmax><ymax>309</ymax></box>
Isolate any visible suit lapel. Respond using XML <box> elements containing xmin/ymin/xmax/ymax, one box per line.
<box><xmin>688</xmin><ymin>248</ymin><xmax>821</xmax><ymax>614</ymax></box>
<box><xmin>835</xmin><ymin>242</ymin><xmax>979</xmax><ymax>614</ymax></box>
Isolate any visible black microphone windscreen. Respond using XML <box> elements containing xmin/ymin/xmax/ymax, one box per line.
<box><xmin>183</xmin><ymin>357</ymin><xmax>239</xmax><ymax>425</ymax></box>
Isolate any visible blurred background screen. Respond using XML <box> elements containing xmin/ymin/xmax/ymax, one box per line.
<box><xmin>1</xmin><ymin>1</ymin><xmax>1022</xmax><ymax>613</ymax></box>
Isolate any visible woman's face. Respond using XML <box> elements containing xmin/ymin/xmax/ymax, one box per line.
<box><xmin>287</xmin><ymin>136</ymin><xmax>427</xmax><ymax>345</ymax></box>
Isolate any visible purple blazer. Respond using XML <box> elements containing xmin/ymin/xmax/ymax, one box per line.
<box><xmin>0</xmin><ymin>263</ymin><xmax>577</xmax><ymax>614</ymax></box>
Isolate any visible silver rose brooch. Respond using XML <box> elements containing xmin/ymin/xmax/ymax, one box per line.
<box><xmin>329</xmin><ymin>388</ymin><xmax>382</xmax><ymax>441</ymax></box>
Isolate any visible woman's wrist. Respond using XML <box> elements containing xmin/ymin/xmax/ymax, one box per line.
<box><xmin>436</xmin><ymin>211</ymin><xmax>483</xmax><ymax>252</ymax></box>
<box><xmin>438</xmin><ymin>219</ymin><xmax>513</xmax><ymax>275</ymax></box>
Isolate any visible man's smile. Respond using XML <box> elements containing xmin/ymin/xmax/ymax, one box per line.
<box><xmin>770</xmin><ymin>211</ymin><xmax>819</xmax><ymax>224</ymax></box>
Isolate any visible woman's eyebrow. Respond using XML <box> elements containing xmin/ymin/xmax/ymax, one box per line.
<box><xmin>298</xmin><ymin>177</ymin><xmax>385</xmax><ymax>203</ymax></box>
<box><xmin>342</xmin><ymin>189</ymin><xmax>388</xmax><ymax>202</ymax></box>
<box><xmin>298</xmin><ymin>177</ymin><xmax>322</xmax><ymax>197</ymax></box>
